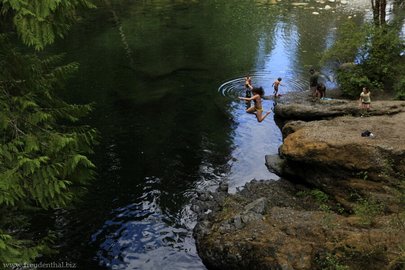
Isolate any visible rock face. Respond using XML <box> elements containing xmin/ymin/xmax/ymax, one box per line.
<box><xmin>272</xmin><ymin>101</ymin><xmax>405</xmax><ymax>212</ymax></box>
<box><xmin>274</xmin><ymin>99</ymin><xmax>405</xmax><ymax>121</ymax></box>
<box><xmin>194</xmin><ymin>97</ymin><xmax>405</xmax><ymax>270</ymax></box>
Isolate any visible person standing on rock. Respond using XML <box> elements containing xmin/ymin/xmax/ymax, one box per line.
<box><xmin>309</xmin><ymin>68</ymin><xmax>319</xmax><ymax>98</ymax></box>
<box><xmin>272</xmin><ymin>77</ymin><xmax>284</xmax><ymax>97</ymax></box>
<box><xmin>359</xmin><ymin>87</ymin><xmax>371</xmax><ymax>115</ymax></box>
<box><xmin>316</xmin><ymin>82</ymin><xmax>326</xmax><ymax>99</ymax></box>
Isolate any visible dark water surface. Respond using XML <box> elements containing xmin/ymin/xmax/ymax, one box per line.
<box><xmin>46</xmin><ymin>1</ymin><xmax>370</xmax><ymax>269</ymax></box>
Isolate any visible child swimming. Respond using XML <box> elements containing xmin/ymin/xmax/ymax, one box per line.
<box><xmin>239</xmin><ymin>87</ymin><xmax>271</xmax><ymax>122</ymax></box>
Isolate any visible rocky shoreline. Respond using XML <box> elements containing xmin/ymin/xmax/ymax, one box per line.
<box><xmin>193</xmin><ymin>91</ymin><xmax>405</xmax><ymax>270</ymax></box>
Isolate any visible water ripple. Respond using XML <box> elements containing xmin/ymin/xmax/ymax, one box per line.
<box><xmin>89</xmin><ymin>176</ymin><xmax>205</xmax><ymax>270</ymax></box>
<box><xmin>218</xmin><ymin>71</ymin><xmax>309</xmax><ymax>98</ymax></box>
<box><xmin>218</xmin><ymin>72</ymin><xmax>272</xmax><ymax>98</ymax></box>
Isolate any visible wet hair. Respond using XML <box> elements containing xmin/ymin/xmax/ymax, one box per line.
<box><xmin>252</xmin><ymin>87</ymin><xmax>265</xmax><ymax>97</ymax></box>
<box><xmin>277</xmin><ymin>77</ymin><xmax>282</xmax><ymax>81</ymax></box>
<box><xmin>310</xmin><ymin>68</ymin><xmax>315</xmax><ymax>74</ymax></box>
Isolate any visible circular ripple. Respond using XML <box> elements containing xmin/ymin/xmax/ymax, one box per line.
<box><xmin>218</xmin><ymin>71</ymin><xmax>310</xmax><ymax>98</ymax></box>
<box><xmin>218</xmin><ymin>72</ymin><xmax>273</xmax><ymax>98</ymax></box>
<box><xmin>218</xmin><ymin>77</ymin><xmax>246</xmax><ymax>98</ymax></box>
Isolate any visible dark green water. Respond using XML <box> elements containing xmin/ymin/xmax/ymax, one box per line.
<box><xmin>45</xmin><ymin>1</ymin><xmax>369</xmax><ymax>269</ymax></box>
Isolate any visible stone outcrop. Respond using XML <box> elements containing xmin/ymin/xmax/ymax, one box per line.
<box><xmin>193</xmin><ymin>96</ymin><xmax>405</xmax><ymax>270</ymax></box>
<box><xmin>274</xmin><ymin>99</ymin><xmax>405</xmax><ymax>121</ymax></box>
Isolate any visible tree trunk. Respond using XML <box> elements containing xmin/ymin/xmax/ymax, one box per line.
<box><xmin>380</xmin><ymin>0</ymin><xmax>386</xmax><ymax>25</ymax></box>
<box><xmin>371</xmin><ymin>0</ymin><xmax>387</xmax><ymax>25</ymax></box>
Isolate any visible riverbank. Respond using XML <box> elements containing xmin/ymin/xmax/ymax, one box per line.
<box><xmin>193</xmin><ymin>91</ymin><xmax>405</xmax><ymax>270</ymax></box>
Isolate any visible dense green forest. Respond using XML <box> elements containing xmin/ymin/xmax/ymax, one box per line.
<box><xmin>0</xmin><ymin>0</ymin><xmax>97</xmax><ymax>264</ymax></box>
<box><xmin>321</xmin><ymin>0</ymin><xmax>405</xmax><ymax>98</ymax></box>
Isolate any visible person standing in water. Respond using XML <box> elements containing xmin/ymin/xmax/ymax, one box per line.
<box><xmin>239</xmin><ymin>87</ymin><xmax>271</xmax><ymax>122</ymax></box>
<box><xmin>244</xmin><ymin>75</ymin><xmax>253</xmax><ymax>93</ymax></box>
<box><xmin>245</xmin><ymin>75</ymin><xmax>252</xmax><ymax>88</ymax></box>
<box><xmin>244</xmin><ymin>75</ymin><xmax>253</xmax><ymax>107</ymax></box>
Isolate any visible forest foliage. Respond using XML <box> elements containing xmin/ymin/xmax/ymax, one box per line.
<box><xmin>1</xmin><ymin>0</ymin><xmax>95</xmax><ymax>50</ymax></box>
<box><xmin>0</xmin><ymin>0</ymin><xmax>96</xmax><ymax>264</ymax></box>
<box><xmin>321</xmin><ymin>20</ymin><xmax>405</xmax><ymax>98</ymax></box>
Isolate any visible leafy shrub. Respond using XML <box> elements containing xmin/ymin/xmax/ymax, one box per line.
<box><xmin>393</xmin><ymin>77</ymin><xmax>405</xmax><ymax>100</ymax></box>
<box><xmin>322</xmin><ymin>21</ymin><xmax>405</xmax><ymax>98</ymax></box>
<box><xmin>336</xmin><ymin>66</ymin><xmax>372</xmax><ymax>97</ymax></box>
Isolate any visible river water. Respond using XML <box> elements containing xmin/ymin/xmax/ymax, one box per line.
<box><xmin>46</xmin><ymin>1</ymin><xmax>371</xmax><ymax>269</ymax></box>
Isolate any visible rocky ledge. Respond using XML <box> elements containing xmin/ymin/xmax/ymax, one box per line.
<box><xmin>193</xmin><ymin>95</ymin><xmax>405</xmax><ymax>270</ymax></box>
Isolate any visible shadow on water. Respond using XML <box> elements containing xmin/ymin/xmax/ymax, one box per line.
<box><xmin>40</xmin><ymin>0</ymin><xmax>371</xmax><ymax>269</ymax></box>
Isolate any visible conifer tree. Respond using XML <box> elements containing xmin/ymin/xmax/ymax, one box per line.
<box><xmin>1</xmin><ymin>0</ymin><xmax>95</xmax><ymax>50</ymax></box>
<box><xmin>0</xmin><ymin>0</ymin><xmax>96</xmax><ymax>264</ymax></box>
